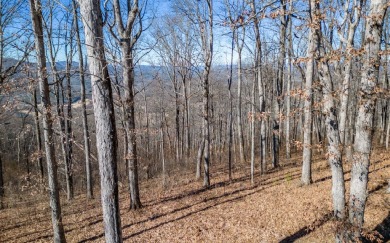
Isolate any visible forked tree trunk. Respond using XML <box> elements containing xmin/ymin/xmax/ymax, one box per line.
<box><xmin>28</xmin><ymin>0</ymin><xmax>66</xmax><ymax>241</ymax></box>
<box><xmin>349</xmin><ymin>0</ymin><xmax>387</xmax><ymax>239</ymax></box>
<box><xmin>338</xmin><ymin>0</ymin><xmax>361</xmax><ymax>145</ymax></box>
<box><xmin>301</xmin><ymin>0</ymin><xmax>319</xmax><ymax>185</ymax></box>
<box><xmin>112</xmin><ymin>0</ymin><xmax>142</xmax><ymax>210</ymax></box>
<box><xmin>78</xmin><ymin>0</ymin><xmax>122</xmax><ymax>241</ymax></box>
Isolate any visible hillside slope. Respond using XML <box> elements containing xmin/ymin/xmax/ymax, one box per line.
<box><xmin>1</xmin><ymin>150</ymin><xmax>389</xmax><ymax>242</ymax></box>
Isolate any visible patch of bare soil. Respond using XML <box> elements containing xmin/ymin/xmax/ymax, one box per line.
<box><xmin>1</xmin><ymin>150</ymin><xmax>389</xmax><ymax>242</ymax></box>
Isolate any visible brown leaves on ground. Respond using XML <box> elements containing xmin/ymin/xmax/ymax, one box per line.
<box><xmin>0</xmin><ymin>150</ymin><xmax>389</xmax><ymax>242</ymax></box>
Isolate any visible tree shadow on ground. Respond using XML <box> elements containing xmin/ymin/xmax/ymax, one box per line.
<box><xmin>80</xmin><ymin>171</ymin><xmax>303</xmax><ymax>242</ymax></box>
<box><xmin>278</xmin><ymin>181</ymin><xmax>388</xmax><ymax>243</ymax></box>
<box><xmin>363</xmin><ymin>212</ymin><xmax>390</xmax><ymax>243</ymax></box>
<box><xmin>278</xmin><ymin>211</ymin><xmax>333</xmax><ymax>243</ymax></box>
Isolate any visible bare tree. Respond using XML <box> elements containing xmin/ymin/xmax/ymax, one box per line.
<box><xmin>337</xmin><ymin>0</ymin><xmax>362</xmax><ymax>146</ymax></box>
<box><xmin>28</xmin><ymin>0</ymin><xmax>66</xmax><ymax>241</ymax></box>
<box><xmin>301</xmin><ymin>0</ymin><xmax>319</xmax><ymax>185</ymax></box>
<box><xmin>72</xmin><ymin>0</ymin><xmax>93</xmax><ymax>199</ymax></box>
<box><xmin>272</xmin><ymin>0</ymin><xmax>288</xmax><ymax>168</ymax></box>
<box><xmin>317</xmin><ymin>6</ymin><xmax>346</xmax><ymax>240</ymax></box>
<box><xmin>249</xmin><ymin>0</ymin><xmax>267</xmax><ymax>174</ymax></box>
<box><xmin>348</xmin><ymin>0</ymin><xmax>387</xmax><ymax>239</ymax></box>
<box><xmin>108</xmin><ymin>0</ymin><xmax>143</xmax><ymax>210</ymax></box>
<box><xmin>78</xmin><ymin>0</ymin><xmax>122</xmax><ymax>241</ymax></box>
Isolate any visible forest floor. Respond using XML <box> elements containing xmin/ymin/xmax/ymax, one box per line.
<box><xmin>1</xmin><ymin>148</ymin><xmax>390</xmax><ymax>242</ymax></box>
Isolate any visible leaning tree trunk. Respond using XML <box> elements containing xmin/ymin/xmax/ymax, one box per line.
<box><xmin>72</xmin><ymin>0</ymin><xmax>93</xmax><ymax>199</ymax></box>
<box><xmin>349</xmin><ymin>0</ymin><xmax>387</xmax><ymax>240</ymax></box>
<box><xmin>28</xmin><ymin>0</ymin><xmax>66</xmax><ymax>242</ymax></box>
<box><xmin>301</xmin><ymin>0</ymin><xmax>319</xmax><ymax>185</ymax></box>
<box><xmin>78</xmin><ymin>0</ymin><xmax>122</xmax><ymax>241</ymax></box>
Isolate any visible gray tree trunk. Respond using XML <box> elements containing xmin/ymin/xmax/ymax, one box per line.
<box><xmin>236</xmin><ymin>40</ymin><xmax>246</xmax><ymax>164</ymax></box>
<box><xmin>338</xmin><ymin>1</ymin><xmax>361</xmax><ymax>145</ymax></box>
<box><xmin>301</xmin><ymin>0</ymin><xmax>319</xmax><ymax>185</ymax></box>
<box><xmin>273</xmin><ymin>0</ymin><xmax>287</xmax><ymax>168</ymax></box>
<box><xmin>197</xmin><ymin>0</ymin><xmax>213</xmax><ymax>188</ymax></box>
<box><xmin>112</xmin><ymin>0</ymin><xmax>142</xmax><ymax>210</ymax></box>
<box><xmin>72</xmin><ymin>0</ymin><xmax>93</xmax><ymax>199</ymax></box>
<box><xmin>318</xmin><ymin>32</ymin><xmax>346</xmax><ymax>241</ymax></box>
<box><xmin>33</xmin><ymin>88</ymin><xmax>44</xmax><ymax>180</ymax></box>
<box><xmin>250</xmin><ymin>0</ymin><xmax>266</xmax><ymax>174</ymax></box>
<box><xmin>250</xmin><ymin>72</ymin><xmax>256</xmax><ymax>184</ymax></box>
<box><xmin>196</xmin><ymin>138</ymin><xmax>204</xmax><ymax>180</ymax></box>
<box><xmin>285</xmin><ymin>1</ymin><xmax>292</xmax><ymax>160</ymax></box>
<box><xmin>28</xmin><ymin>0</ymin><xmax>66</xmax><ymax>241</ymax></box>
<box><xmin>64</xmin><ymin>29</ymin><xmax>74</xmax><ymax>201</ymax></box>
<box><xmin>348</xmin><ymin>0</ymin><xmax>387</xmax><ymax>239</ymax></box>
<box><xmin>78</xmin><ymin>0</ymin><xmax>122</xmax><ymax>241</ymax></box>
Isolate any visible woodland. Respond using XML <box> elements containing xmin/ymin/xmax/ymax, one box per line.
<box><xmin>0</xmin><ymin>0</ymin><xmax>389</xmax><ymax>242</ymax></box>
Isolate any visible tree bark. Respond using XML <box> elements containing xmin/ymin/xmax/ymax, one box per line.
<box><xmin>250</xmin><ymin>0</ymin><xmax>266</xmax><ymax>174</ymax></box>
<box><xmin>78</xmin><ymin>0</ymin><xmax>122</xmax><ymax>241</ymax></box>
<box><xmin>349</xmin><ymin>0</ymin><xmax>387</xmax><ymax>239</ymax></box>
<box><xmin>72</xmin><ymin>0</ymin><xmax>93</xmax><ymax>199</ymax></box>
<box><xmin>338</xmin><ymin>0</ymin><xmax>362</xmax><ymax>145</ymax></box>
<box><xmin>29</xmin><ymin>0</ymin><xmax>66</xmax><ymax>241</ymax></box>
<box><xmin>318</xmin><ymin>29</ymin><xmax>346</xmax><ymax>241</ymax></box>
<box><xmin>273</xmin><ymin>0</ymin><xmax>287</xmax><ymax>168</ymax></box>
<box><xmin>111</xmin><ymin>0</ymin><xmax>142</xmax><ymax>210</ymax></box>
<box><xmin>33</xmin><ymin>88</ymin><xmax>44</xmax><ymax>180</ymax></box>
<box><xmin>301</xmin><ymin>0</ymin><xmax>319</xmax><ymax>185</ymax></box>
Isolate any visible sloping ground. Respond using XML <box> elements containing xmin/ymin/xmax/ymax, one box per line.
<box><xmin>1</xmin><ymin>150</ymin><xmax>389</xmax><ymax>243</ymax></box>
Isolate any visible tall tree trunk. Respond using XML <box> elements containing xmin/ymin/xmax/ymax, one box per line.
<box><xmin>348</xmin><ymin>0</ymin><xmax>387</xmax><ymax>239</ymax></box>
<box><xmin>318</xmin><ymin>33</ymin><xmax>346</xmax><ymax>242</ymax></box>
<box><xmin>301</xmin><ymin>0</ymin><xmax>319</xmax><ymax>185</ymax></box>
<box><xmin>250</xmin><ymin>0</ymin><xmax>266</xmax><ymax>174</ymax></box>
<box><xmin>120</xmin><ymin>45</ymin><xmax>141</xmax><ymax>210</ymax></box>
<box><xmin>198</xmin><ymin>0</ymin><xmax>213</xmax><ymax>188</ymax></box>
<box><xmin>338</xmin><ymin>1</ymin><xmax>361</xmax><ymax>145</ymax></box>
<box><xmin>285</xmin><ymin>1</ymin><xmax>292</xmax><ymax>160</ymax></box>
<box><xmin>29</xmin><ymin>0</ymin><xmax>66</xmax><ymax>241</ymax></box>
<box><xmin>72</xmin><ymin>0</ymin><xmax>92</xmax><ymax>199</ymax></box>
<box><xmin>236</xmin><ymin>44</ymin><xmax>246</xmax><ymax>164</ymax></box>
<box><xmin>64</xmin><ymin>31</ymin><xmax>74</xmax><ymax>201</ymax></box>
<box><xmin>250</xmin><ymin>73</ymin><xmax>256</xmax><ymax>184</ymax></box>
<box><xmin>78</xmin><ymin>0</ymin><xmax>122</xmax><ymax>241</ymax></box>
<box><xmin>273</xmin><ymin>0</ymin><xmax>287</xmax><ymax>168</ymax></box>
<box><xmin>33</xmin><ymin>88</ymin><xmax>44</xmax><ymax>180</ymax></box>
<box><xmin>111</xmin><ymin>0</ymin><xmax>142</xmax><ymax>210</ymax></box>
